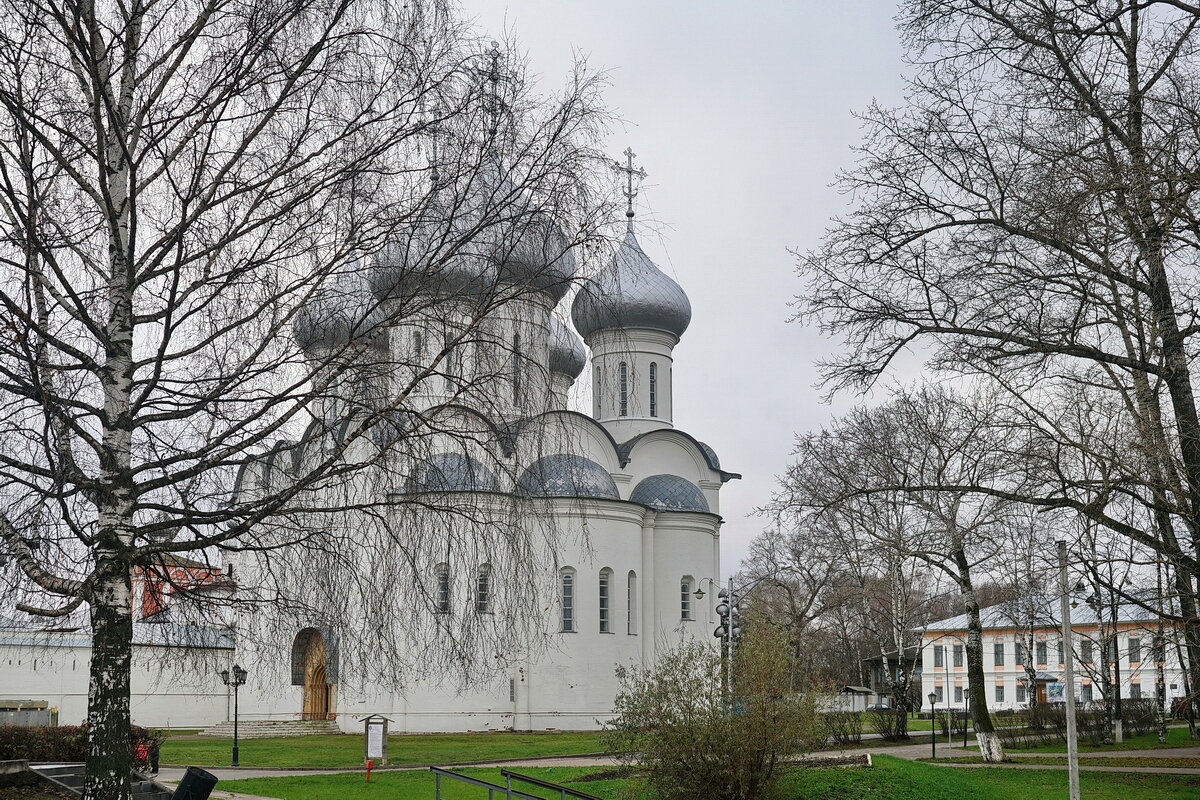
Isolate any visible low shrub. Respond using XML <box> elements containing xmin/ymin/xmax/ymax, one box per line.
<box><xmin>1122</xmin><ymin>698</ymin><xmax>1159</xmax><ymax>738</ymax></box>
<box><xmin>935</xmin><ymin>709</ymin><xmax>967</xmax><ymax>738</ymax></box>
<box><xmin>823</xmin><ymin>711</ymin><xmax>863</xmax><ymax>746</ymax></box>
<box><xmin>867</xmin><ymin>708</ymin><xmax>909</xmax><ymax>741</ymax></box>
<box><xmin>0</xmin><ymin>724</ymin><xmax>161</xmax><ymax>765</ymax></box>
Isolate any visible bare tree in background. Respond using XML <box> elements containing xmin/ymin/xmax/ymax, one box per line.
<box><xmin>0</xmin><ymin>2</ymin><xmax>612</xmax><ymax>798</ymax></box>
<box><xmin>797</xmin><ymin>0</ymin><xmax>1200</xmax><ymax>724</ymax></box>
<box><xmin>772</xmin><ymin>387</ymin><xmax>1012</xmax><ymax>760</ymax></box>
<box><xmin>751</xmin><ymin>499</ymin><xmax>938</xmax><ymax>732</ymax></box>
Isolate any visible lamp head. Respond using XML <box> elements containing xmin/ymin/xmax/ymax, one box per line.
<box><xmin>928</xmin><ymin>691</ymin><xmax>937</xmax><ymax>707</ymax></box>
<box><xmin>693</xmin><ymin>588</ymin><xmax>705</xmax><ymax>600</ymax></box>
<box><xmin>218</xmin><ymin>669</ymin><xmax>230</xmax><ymax>686</ymax></box>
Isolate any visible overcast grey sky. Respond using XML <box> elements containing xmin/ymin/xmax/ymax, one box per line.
<box><xmin>472</xmin><ymin>1</ymin><xmax>908</xmax><ymax>574</ymax></box>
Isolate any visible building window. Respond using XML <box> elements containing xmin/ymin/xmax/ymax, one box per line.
<box><xmin>680</xmin><ymin>576</ymin><xmax>694</xmax><ymax>620</ymax></box>
<box><xmin>1130</xmin><ymin>683</ymin><xmax>1142</xmax><ymax>699</ymax></box>
<box><xmin>560</xmin><ymin>568</ymin><xmax>575</xmax><ymax>632</ymax></box>
<box><xmin>1153</xmin><ymin>639</ymin><xmax>1167</xmax><ymax>663</ymax></box>
<box><xmin>413</xmin><ymin>331</ymin><xmax>425</xmax><ymax>359</ymax></box>
<box><xmin>599</xmin><ymin>568</ymin><xmax>613</xmax><ymax>633</ymax></box>
<box><xmin>476</xmin><ymin>564</ymin><xmax>492</xmax><ymax>613</ymax></box>
<box><xmin>935</xmin><ymin>685</ymin><xmax>944</xmax><ymax>703</ymax></box>
<box><xmin>933</xmin><ymin>645</ymin><xmax>944</xmax><ymax>668</ymax></box>
<box><xmin>649</xmin><ymin>362</ymin><xmax>658</xmax><ymax>417</ymax></box>
<box><xmin>994</xmin><ymin>642</ymin><xmax>1005</xmax><ymax>667</ymax></box>
<box><xmin>594</xmin><ymin>365</ymin><xmax>603</xmax><ymax>417</ymax></box>
<box><xmin>995</xmin><ymin>685</ymin><xmax>1005</xmax><ymax>703</ymax></box>
<box><xmin>511</xmin><ymin>334</ymin><xmax>522</xmax><ymax>404</ymax></box>
<box><xmin>1081</xmin><ymin>640</ymin><xmax>1093</xmax><ymax>663</ymax></box>
<box><xmin>1057</xmin><ymin>639</ymin><xmax>1064</xmax><ymax>665</ymax></box>
<box><xmin>1036</xmin><ymin>641</ymin><xmax>1047</xmax><ymax>665</ymax></box>
<box><xmin>627</xmin><ymin>571</ymin><xmax>638</xmax><ymax>634</ymax></box>
<box><xmin>618</xmin><ymin>362</ymin><xmax>628</xmax><ymax>416</ymax></box>
<box><xmin>1082</xmin><ymin>684</ymin><xmax>1093</xmax><ymax>703</ymax></box>
<box><xmin>434</xmin><ymin>564</ymin><xmax>451</xmax><ymax>614</ymax></box>
<box><xmin>1015</xmin><ymin>643</ymin><xmax>1025</xmax><ymax>666</ymax></box>
<box><xmin>952</xmin><ymin>644</ymin><xmax>963</xmax><ymax>668</ymax></box>
<box><xmin>442</xmin><ymin>334</ymin><xmax>461</xmax><ymax>393</ymax></box>
<box><xmin>954</xmin><ymin>685</ymin><xmax>963</xmax><ymax>703</ymax></box>
<box><xmin>1016</xmin><ymin>683</ymin><xmax>1026</xmax><ymax>704</ymax></box>
<box><xmin>1129</xmin><ymin>637</ymin><xmax>1141</xmax><ymax>664</ymax></box>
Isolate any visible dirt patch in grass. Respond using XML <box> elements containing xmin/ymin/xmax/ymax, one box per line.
<box><xmin>570</xmin><ymin>767</ymin><xmax>639</xmax><ymax>783</ymax></box>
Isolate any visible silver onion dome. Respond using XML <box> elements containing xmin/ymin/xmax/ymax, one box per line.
<box><xmin>403</xmin><ymin>452</ymin><xmax>498</xmax><ymax>493</ymax></box>
<box><xmin>629</xmin><ymin>474</ymin><xmax>709</xmax><ymax>513</ymax></box>
<box><xmin>370</xmin><ymin>195</ymin><xmax>499</xmax><ymax>300</ymax></box>
<box><xmin>517</xmin><ymin>454</ymin><xmax>619</xmax><ymax>499</ymax></box>
<box><xmin>571</xmin><ymin>225</ymin><xmax>691</xmax><ymax>340</ymax></box>
<box><xmin>293</xmin><ymin>267</ymin><xmax>388</xmax><ymax>353</ymax></box>
<box><xmin>372</xmin><ymin>161</ymin><xmax>575</xmax><ymax>303</ymax></box>
<box><xmin>548</xmin><ymin>317</ymin><xmax>586</xmax><ymax>379</ymax></box>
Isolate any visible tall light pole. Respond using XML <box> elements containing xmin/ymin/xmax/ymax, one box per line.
<box><xmin>1057</xmin><ymin>541</ymin><xmax>1080</xmax><ymax>800</ymax></box>
<box><xmin>219</xmin><ymin>664</ymin><xmax>248</xmax><ymax>767</ymax></box>
<box><xmin>928</xmin><ymin>691</ymin><xmax>937</xmax><ymax>760</ymax></box>
<box><xmin>710</xmin><ymin>576</ymin><xmax>785</xmax><ymax>703</ymax></box>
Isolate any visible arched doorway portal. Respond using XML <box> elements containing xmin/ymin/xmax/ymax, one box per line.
<box><xmin>292</xmin><ymin>628</ymin><xmax>336</xmax><ymax>720</ymax></box>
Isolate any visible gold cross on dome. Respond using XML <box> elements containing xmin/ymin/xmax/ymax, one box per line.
<box><xmin>613</xmin><ymin>147</ymin><xmax>648</xmax><ymax>219</ymax></box>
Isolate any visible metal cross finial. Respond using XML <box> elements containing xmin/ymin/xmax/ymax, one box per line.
<box><xmin>482</xmin><ymin>41</ymin><xmax>506</xmax><ymax>142</ymax></box>
<box><xmin>613</xmin><ymin>147</ymin><xmax>647</xmax><ymax>220</ymax></box>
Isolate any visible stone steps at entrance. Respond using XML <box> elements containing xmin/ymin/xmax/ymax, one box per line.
<box><xmin>201</xmin><ymin>719</ymin><xmax>341</xmax><ymax>738</ymax></box>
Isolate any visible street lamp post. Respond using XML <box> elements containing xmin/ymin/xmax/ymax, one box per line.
<box><xmin>928</xmin><ymin>691</ymin><xmax>937</xmax><ymax>760</ymax></box>
<box><xmin>218</xmin><ymin>664</ymin><xmax>248</xmax><ymax>767</ymax></box>
<box><xmin>709</xmin><ymin>576</ymin><xmax>785</xmax><ymax>701</ymax></box>
<box><xmin>964</xmin><ymin>688</ymin><xmax>971</xmax><ymax>748</ymax></box>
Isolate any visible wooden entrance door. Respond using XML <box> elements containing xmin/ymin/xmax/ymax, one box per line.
<box><xmin>301</xmin><ymin>631</ymin><xmax>331</xmax><ymax>720</ymax></box>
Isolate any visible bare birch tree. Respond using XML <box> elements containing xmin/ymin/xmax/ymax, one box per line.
<box><xmin>0</xmin><ymin>2</ymin><xmax>611</xmax><ymax>798</ymax></box>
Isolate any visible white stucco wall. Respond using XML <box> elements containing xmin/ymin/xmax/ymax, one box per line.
<box><xmin>0</xmin><ymin>634</ymin><xmax>230</xmax><ymax>728</ymax></box>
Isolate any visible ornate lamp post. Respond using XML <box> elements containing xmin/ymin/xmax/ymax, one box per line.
<box><xmin>218</xmin><ymin>664</ymin><xmax>248</xmax><ymax>766</ymax></box>
<box><xmin>928</xmin><ymin>691</ymin><xmax>937</xmax><ymax>760</ymax></box>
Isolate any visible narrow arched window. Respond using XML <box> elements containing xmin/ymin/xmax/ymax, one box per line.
<box><xmin>560</xmin><ymin>568</ymin><xmax>576</xmax><ymax>632</ymax></box>
<box><xmin>476</xmin><ymin>564</ymin><xmax>492</xmax><ymax>613</ymax></box>
<box><xmin>599</xmin><ymin>568</ymin><xmax>613</xmax><ymax>633</ymax></box>
<box><xmin>434</xmin><ymin>564</ymin><xmax>451</xmax><ymax>614</ymax></box>
<box><xmin>618</xmin><ymin>361</ymin><xmax>628</xmax><ymax>417</ymax></box>
<box><xmin>443</xmin><ymin>334</ymin><xmax>457</xmax><ymax>393</ymax></box>
<box><xmin>649</xmin><ymin>362</ymin><xmax>658</xmax><ymax>417</ymax></box>
<box><xmin>627</xmin><ymin>571</ymin><xmax>638</xmax><ymax>634</ymax></box>
<box><xmin>594</xmin><ymin>365</ymin><xmax>603</xmax><ymax>417</ymax></box>
<box><xmin>413</xmin><ymin>331</ymin><xmax>425</xmax><ymax>360</ymax></box>
<box><xmin>681</xmin><ymin>575</ymin><xmax>694</xmax><ymax>620</ymax></box>
<box><xmin>512</xmin><ymin>333</ymin><xmax>522</xmax><ymax>404</ymax></box>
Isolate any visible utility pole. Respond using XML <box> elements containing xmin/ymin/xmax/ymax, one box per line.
<box><xmin>1058</xmin><ymin>541</ymin><xmax>1080</xmax><ymax>800</ymax></box>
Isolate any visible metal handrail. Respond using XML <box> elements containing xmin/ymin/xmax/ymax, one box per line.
<box><xmin>500</xmin><ymin>769</ymin><xmax>606</xmax><ymax>800</ymax></box>
<box><xmin>429</xmin><ymin>767</ymin><xmax>544</xmax><ymax>800</ymax></box>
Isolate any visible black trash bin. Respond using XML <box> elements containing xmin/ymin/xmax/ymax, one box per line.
<box><xmin>172</xmin><ymin>766</ymin><xmax>218</xmax><ymax>800</ymax></box>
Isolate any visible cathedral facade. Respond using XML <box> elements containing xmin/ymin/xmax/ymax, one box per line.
<box><xmin>0</xmin><ymin>157</ymin><xmax>736</xmax><ymax>733</ymax></box>
<box><xmin>225</xmin><ymin>174</ymin><xmax>737</xmax><ymax>732</ymax></box>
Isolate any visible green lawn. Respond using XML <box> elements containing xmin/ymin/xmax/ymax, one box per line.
<box><xmin>160</xmin><ymin>731</ymin><xmax>606</xmax><ymax>768</ymax></box>
<box><xmin>221</xmin><ymin>766</ymin><xmax>621</xmax><ymax>800</ymax></box>
<box><xmin>996</xmin><ymin>727</ymin><xmax>1199</xmax><ymax>753</ymax></box>
<box><xmin>785</xmin><ymin>756</ymin><xmax>1200</xmax><ymax>799</ymax></box>
<box><xmin>926</xmin><ymin>755</ymin><xmax>1200</xmax><ymax>768</ymax></box>
<box><xmin>217</xmin><ymin>756</ymin><xmax>1200</xmax><ymax>800</ymax></box>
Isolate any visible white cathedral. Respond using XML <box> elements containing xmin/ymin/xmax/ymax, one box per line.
<box><xmin>0</xmin><ymin>163</ymin><xmax>738</xmax><ymax>733</ymax></box>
